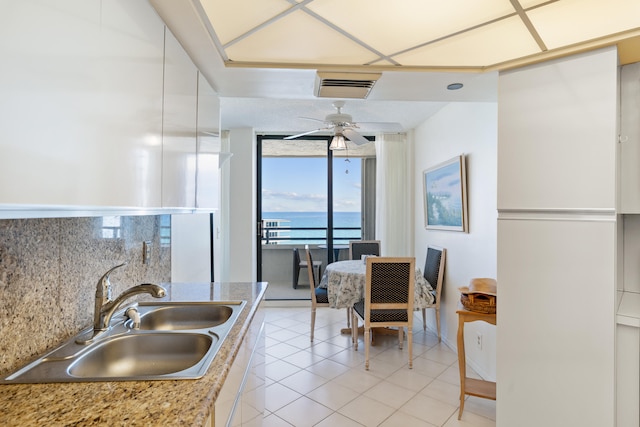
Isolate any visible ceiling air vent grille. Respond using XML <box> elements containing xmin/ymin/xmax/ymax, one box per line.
<box><xmin>315</xmin><ymin>72</ymin><xmax>381</xmax><ymax>99</ymax></box>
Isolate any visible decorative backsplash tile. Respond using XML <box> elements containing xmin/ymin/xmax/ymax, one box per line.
<box><xmin>0</xmin><ymin>215</ymin><xmax>171</xmax><ymax>375</ymax></box>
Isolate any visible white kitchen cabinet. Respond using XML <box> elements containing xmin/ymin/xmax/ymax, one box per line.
<box><xmin>619</xmin><ymin>62</ymin><xmax>640</xmax><ymax>213</ymax></box>
<box><xmin>0</xmin><ymin>0</ymin><xmax>216</xmax><ymax>214</ymax></box>
<box><xmin>213</xmin><ymin>304</ymin><xmax>265</xmax><ymax>427</ymax></box>
<box><xmin>497</xmin><ymin>47</ymin><xmax>618</xmax><ymax>427</ymax></box>
<box><xmin>161</xmin><ymin>28</ymin><xmax>198</xmax><ymax>208</ymax></box>
<box><xmin>497</xmin><ymin>50</ymin><xmax>617</xmax><ymax>211</ymax></box>
<box><xmin>0</xmin><ymin>0</ymin><xmax>165</xmax><ymax>208</ymax></box>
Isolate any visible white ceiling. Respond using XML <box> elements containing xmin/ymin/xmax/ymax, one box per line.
<box><xmin>218</xmin><ymin>69</ymin><xmax>499</xmax><ymax>133</ymax></box>
<box><xmin>150</xmin><ymin>0</ymin><xmax>640</xmax><ymax>136</ymax></box>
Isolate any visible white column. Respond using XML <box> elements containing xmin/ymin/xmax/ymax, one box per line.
<box><xmin>222</xmin><ymin>128</ymin><xmax>256</xmax><ymax>282</ymax></box>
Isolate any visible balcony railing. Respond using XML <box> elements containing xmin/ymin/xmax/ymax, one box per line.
<box><xmin>261</xmin><ymin>225</ymin><xmax>361</xmax><ymax>245</ymax></box>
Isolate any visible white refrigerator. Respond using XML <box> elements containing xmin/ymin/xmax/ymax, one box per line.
<box><xmin>171</xmin><ymin>213</ymin><xmax>216</xmax><ymax>283</ymax></box>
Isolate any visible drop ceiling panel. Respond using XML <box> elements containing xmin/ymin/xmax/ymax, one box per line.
<box><xmin>305</xmin><ymin>0</ymin><xmax>517</xmax><ymax>56</ymax></box>
<box><xmin>194</xmin><ymin>0</ymin><xmax>640</xmax><ymax>70</ymax></box>
<box><xmin>225</xmin><ymin>10</ymin><xmax>381</xmax><ymax>64</ymax></box>
<box><xmin>519</xmin><ymin>0</ymin><xmax>554</xmax><ymax>7</ymax></box>
<box><xmin>528</xmin><ymin>0</ymin><xmax>640</xmax><ymax>49</ymax></box>
<box><xmin>201</xmin><ymin>0</ymin><xmax>290</xmax><ymax>44</ymax></box>
<box><xmin>394</xmin><ymin>16</ymin><xmax>542</xmax><ymax>67</ymax></box>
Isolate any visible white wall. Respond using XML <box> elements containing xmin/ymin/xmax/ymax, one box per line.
<box><xmin>413</xmin><ymin>101</ymin><xmax>498</xmax><ymax>380</ymax></box>
<box><xmin>225</xmin><ymin>128</ymin><xmax>257</xmax><ymax>282</ymax></box>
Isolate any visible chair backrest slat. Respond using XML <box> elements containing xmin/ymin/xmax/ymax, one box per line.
<box><xmin>424</xmin><ymin>246</ymin><xmax>446</xmax><ymax>304</ymax></box>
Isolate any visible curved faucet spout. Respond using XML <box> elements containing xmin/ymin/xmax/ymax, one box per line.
<box><xmin>77</xmin><ymin>282</ymin><xmax>166</xmax><ymax>345</ymax></box>
<box><xmin>98</xmin><ymin>283</ymin><xmax>166</xmax><ymax>331</ymax></box>
<box><xmin>93</xmin><ymin>262</ymin><xmax>127</xmax><ymax>328</ymax></box>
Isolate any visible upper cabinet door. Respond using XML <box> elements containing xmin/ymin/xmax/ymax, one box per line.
<box><xmin>0</xmin><ymin>0</ymin><xmax>100</xmax><ymax>205</ymax></box>
<box><xmin>162</xmin><ymin>29</ymin><xmax>198</xmax><ymax>208</ymax></box>
<box><xmin>498</xmin><ymin>48</ymin><xmax>618</xmax><ymax>211</ymax></box>
<box><xmin>196</xmin><ymin>73</ymin><xmax>221</xmax><ymax>210</ymax></box>
<box><xmin>0</xmin><ymin>0</ymin><xmax>165</xmax><ymax>207</ymax></box>
<box><xmin>619</xmin><ymin>62</ymin><xmax>640</xmax><ymax>213</ymax></box>
<box><xmin>95</xmin><ymin>0</ymin><xmax>165</xmax><ymax>207</ymax></box>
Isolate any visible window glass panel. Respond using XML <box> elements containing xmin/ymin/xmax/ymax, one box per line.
<box><xmin>262</xmin><ymin>157</ymin><xmax>327</xmax><ymax>245</ymax></box>
<box><xmin>333</xmin><ymin>156</ymin><xmax>362</xmax><ymax>245</ymax></box>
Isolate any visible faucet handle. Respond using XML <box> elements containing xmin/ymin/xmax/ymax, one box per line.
<box><xmin>125</xmin><ymin>306</ymin><xmax>141</xmax><ymax>329</ymax></box>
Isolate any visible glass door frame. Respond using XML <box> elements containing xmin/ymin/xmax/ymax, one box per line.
<box><xmin>257</xmin><ymin>135</ymin><xmax>334</xmax><ymax>281</ymax></box>
<box><xmin>256</xmin><ymin>134</ymin><xmax>374</xmax><ymax>281</ymax></box>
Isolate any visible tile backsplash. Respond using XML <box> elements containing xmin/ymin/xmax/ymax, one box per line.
<box><xmin>0</xmin><ymin>215</ymin><xmax>171</xmax><ymax>375</ymax></box>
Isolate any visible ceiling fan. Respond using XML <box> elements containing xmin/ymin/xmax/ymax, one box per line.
<box><xmin>284</xmin><ymin>101</ymin><xmax>401</xmax><ymax>147</ymax></box>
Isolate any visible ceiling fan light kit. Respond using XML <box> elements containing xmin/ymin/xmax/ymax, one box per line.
<box><xmin>329</xmin><ymin>134</ymin><xmax>347</xmax><ymax>150</ymax></box>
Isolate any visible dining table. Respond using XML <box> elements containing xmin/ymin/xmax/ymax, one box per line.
<box><xmin>318</xmin><ymin>259</ymin><xmax>435</xmax><ymax>338</ymax></box>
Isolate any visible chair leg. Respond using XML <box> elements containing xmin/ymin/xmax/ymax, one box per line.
<box><xmin>346</xmin><ymin>307</ymin><xmax>351</xmax><ymax>328</ymax></box>
<box><xmin>364</xmin><ymin>327</ymin><xmax>370</xmax><ymax>370</ymax></box>
<box><xmin>436</xmin><ymin>308</ymin><xmax>441</xmax><ymax>342</ymax></box>
<box><xmin>310</xmin><ymin>307</ymin><xmax>316</xmax><ymax>342</ymax></box>
<box><xmin>398</xmin><ymin>327</ymin><xmax>404</xmax><ymax>350</ymax></box>
<box><xmin>421</xmin><ymin>308</ymin><xmax>426</xmax><ymax>331</ymax></box>
<box><xmin>293</xmin><ymin>265</ymin><xmax>300</xmax><ymax>289</ymax></box>
<box><xmin>408</xmin><ymin>329</ymin><xmax>413</xmax><ymax>369</ymax></box>
<box><xmin>352</xmin><ymin>312</ymin><xmax>358</xmax><ymax>349</ymax></box>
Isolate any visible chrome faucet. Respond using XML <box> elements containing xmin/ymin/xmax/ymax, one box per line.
<box><xmin>77</xmin><ymin>263</ymin><xmax>166</xmax><ymax>344</ymax></box>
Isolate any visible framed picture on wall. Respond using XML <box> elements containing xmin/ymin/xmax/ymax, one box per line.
<box><xmin>423</xmin><ymin>154</ymin><xmax>468</xmax><ymax>232</ymax></box>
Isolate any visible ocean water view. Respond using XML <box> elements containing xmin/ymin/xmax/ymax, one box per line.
<box><xmin>262</xmin><ymin>211</ymin><xmax>361</xmax><ymax>244</ymax></box>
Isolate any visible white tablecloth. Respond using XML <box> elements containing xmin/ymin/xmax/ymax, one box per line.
<box><xmin>318</xmin><ymin>260</ymin><xmax>435</xmax><ymax>309</ymax></box>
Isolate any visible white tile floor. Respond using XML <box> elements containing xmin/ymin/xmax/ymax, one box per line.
<box><xmin>258</xmin><ymin>306</ymin><xmax>496</xmax><ymax>427</ymax></box>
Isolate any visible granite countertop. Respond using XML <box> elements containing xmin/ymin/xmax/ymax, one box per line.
<box><xmin>0</xmin><ymin>281</ymin><xmax>267</xmax><ymax>426</ymax></box>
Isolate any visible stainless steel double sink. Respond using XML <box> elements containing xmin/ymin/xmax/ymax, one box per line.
<box><xmin>0</xmin><ymin>301</ymin><xmax>246</xmax><ymax>383</ymax></box>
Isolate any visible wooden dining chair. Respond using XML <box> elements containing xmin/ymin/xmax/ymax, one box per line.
<box><xmin>352</xmin><ymin>256</ymin><xmax>415</xmax><ymax>370</ymax></box>
<box><xmin>305</xmin><ymin>245</ymin><xmax>330</xmax><ymax>342</ymax></box>
<box><xmin>348</xmin><ymin>240</ymin><xmax>381</xmax><ymax>261</ymax></box>
<box><xmin>421</xmin><ymin>245</ymin><xmax>446</xmax><ymax>341</ymax></box>
<box><xmin>347</xmin><ymin>240</ymin><xmax>381</xmax><ymax>330</ymax></box>
<box><xmin>293</xmin><ymin>247</ymin><xmax>322</xmax><ymax>289</ymax></box>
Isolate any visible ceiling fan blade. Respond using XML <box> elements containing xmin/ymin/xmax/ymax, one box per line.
<box><xmin>298</xmin><ymin>116</ymin><xmax>326</xmax><ymax>123</ymax></box>
<box><xmin>354</xmin><ymin>121</ymin><xmax>403</xmax><ymax>132</ymax></box>
<box><xmin>343</xmin><ymin>128</ymin><xmax>370</xmax><ymax>146</ymax></box>
<box><xmin>199</xmin><ymin>130</ymin><xmax>220</xmax><ymax>137</ymax></box>
<box><xmin>284</xmin><ymin>128</ymin><xmax>323</xmax><ymax>139</ymax></box>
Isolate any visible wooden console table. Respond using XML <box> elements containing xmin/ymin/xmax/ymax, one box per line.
<box><xmin>456</xmin><ymin>308</ymin><xmax>496</xmax><ymax>419</ymax></box>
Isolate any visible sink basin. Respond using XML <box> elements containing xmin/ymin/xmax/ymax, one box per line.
<box><xmin>68</xmin><ymin>333</ymin><xmax>215</xmax><ymax>378</ymax></box>
<box><xmin>133</xmin><ymin>304</ymin><xmax>233</xmax><ymax>331</ymax></box>
<box><xmin>0</xmin><ymin>300</ymin><xmax>246</xmax><ymax>383</ymax></box>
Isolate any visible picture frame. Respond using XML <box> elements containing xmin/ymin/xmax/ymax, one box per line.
<box><xmin>423</xmin><ymin>154</ymin><xmax>468</xmax><ymax>232</ymax></box>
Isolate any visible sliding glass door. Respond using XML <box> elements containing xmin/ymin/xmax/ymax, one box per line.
<box><xmin>257</xmin><ymin>135</ymin><xmax>374</xmax><ymax>300</ymax></box>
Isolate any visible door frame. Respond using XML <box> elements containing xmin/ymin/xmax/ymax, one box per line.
<box><xmin>256</xmin><ymin>134</ymin><xmax>375</xmax><ymax>281</ymax></box>
<box><xmin>257</xmin><ymin>135</ymin><xmax>335</xmax><ymax>280</ymax></box>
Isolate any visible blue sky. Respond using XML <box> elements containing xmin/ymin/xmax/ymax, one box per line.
<box><xmin>262</xmin><ymin>157</ymin><xmax>361</xmax><ymax>212</ymax></box>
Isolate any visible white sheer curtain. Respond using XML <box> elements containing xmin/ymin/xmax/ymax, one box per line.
<box><xmin>375</xmin><ymin>132</ymin><xmax>413</xmax><ymax>256</ymax></box>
